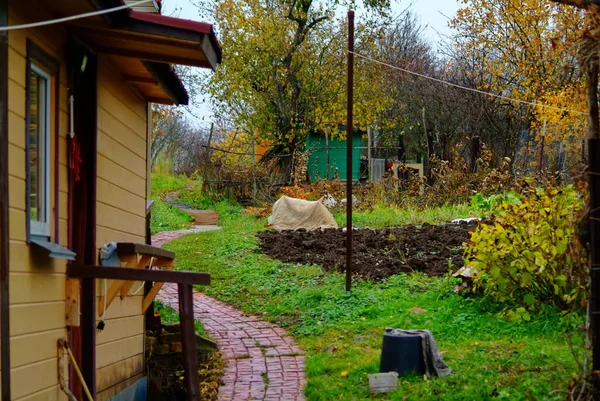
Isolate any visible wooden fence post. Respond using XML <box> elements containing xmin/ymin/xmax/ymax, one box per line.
<box><xmin>178</xmin><ymin>283</ymin><xmax>200</xmax><ymax>401</ymax></box>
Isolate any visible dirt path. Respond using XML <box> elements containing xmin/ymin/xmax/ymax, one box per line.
<box><xmin>153</xmin><ymin>230</ymin><xmax>306</xmax><ymax>401</ymax></box>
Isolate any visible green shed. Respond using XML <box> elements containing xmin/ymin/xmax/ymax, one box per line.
<box><xmin>306</xmin><ymin>131</ymin><xmax>363</xmax><ymax>181</ymax></box>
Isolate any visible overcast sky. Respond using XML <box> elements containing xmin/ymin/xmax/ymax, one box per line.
<box><xmin>162</xmin><ymin>0</ymin><xmax>461</xmax><ymax>123</ymax></box>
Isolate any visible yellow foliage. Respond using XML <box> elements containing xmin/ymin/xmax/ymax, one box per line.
<box><xmin>451</xmin><ymin>0</ymin><xmax>588</xmax><ymax>138</ymax></box>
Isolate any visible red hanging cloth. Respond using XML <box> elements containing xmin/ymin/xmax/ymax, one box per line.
<box><xmin>68</xmin><ymin>136</ymin><xmax>83</xmax><ymax>182</ymax></box>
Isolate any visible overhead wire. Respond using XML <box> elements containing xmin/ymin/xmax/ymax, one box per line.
<box><xmin>349</xmin><ymin>50</ymin><xmax>588</xmax><ymax>116</ymax></box>
<box><xmin>0</xmin><ymin>0</ymin><xmax>153</xmax><ymax>31</ymax></box>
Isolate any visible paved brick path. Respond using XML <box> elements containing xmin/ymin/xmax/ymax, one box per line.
<box><xmin>153</xmin><ymin>230</ymin><xmax>306</xmax><ymax>401</ymax></box>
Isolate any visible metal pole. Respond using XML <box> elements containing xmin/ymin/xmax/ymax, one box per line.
<box><xmin>325</xmin><ymin>131</ymin><xmax>330</xmax><ymax>179</ymax></box>
<box><xmin>252</xmin><ymin>130</ymin><xmax>257</xmax><ymax>203</ymax></box>
<box><xmin>346</xmin><ymin>10</ymin><xmax>354</xmax><ymax>292</ymax></box>
<box><xmin>367</xmin><ymin>125</ymin><xmax>372</xmax><ymax>182</ymax></box>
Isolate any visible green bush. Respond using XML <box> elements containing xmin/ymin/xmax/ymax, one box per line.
<box><xmin>464</xmin><ymin>184</ymin><xmax>587</xmax><ymax>313</ymax></box>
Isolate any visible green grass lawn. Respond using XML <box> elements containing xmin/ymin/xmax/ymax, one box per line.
<box><xmin>155</xmin><ymin>199</ymin><xmax>584</xmax><ymax>401</ymax></box>
<box><xmin>334</xmin><ymin>203</ymin><xmax>480</xmax><ymax>228</ymax></box>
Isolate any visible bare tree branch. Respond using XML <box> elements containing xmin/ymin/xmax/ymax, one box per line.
<box><xmin>548</xmin><ymin>0</ymin><xmax>600</xmax><ymax>9</ymax></box>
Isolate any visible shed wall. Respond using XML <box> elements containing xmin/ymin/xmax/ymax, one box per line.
<box><xmin>95</xmin><ymin>55</ymin><xmax>148</xmax><ymax>400</ymax></box>
<box><xmin>7</xmin><ymin>2</ymin><xmax>70</xmax><ymax>399</ymax></box>
<box><xmin>6</xmin><ymin>2</ymin><xmax>151</xmax><ymax>400</ymax></box>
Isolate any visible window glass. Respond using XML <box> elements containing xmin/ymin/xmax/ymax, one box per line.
<box><xmin>28</xmin><ymin>65</ymin><xmax>50</xmax><ymax>237</ymax></box>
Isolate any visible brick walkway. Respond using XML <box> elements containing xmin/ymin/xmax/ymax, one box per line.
<box><xmin>153</xmin><ymin>230</ymin><xmax>306</xmax><ymax>401</ymax></box>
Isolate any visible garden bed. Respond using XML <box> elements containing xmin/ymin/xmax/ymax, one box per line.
<box><xmin>258</xmin><ymin>220</ymin><xmax>478</xmax><ymax>280</ymax></box>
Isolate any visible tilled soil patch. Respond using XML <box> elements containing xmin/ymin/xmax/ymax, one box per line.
<box><xmin>258</xmin><ymin>221</ymin><xmax>478</xmax><ymax>280</ymax></box>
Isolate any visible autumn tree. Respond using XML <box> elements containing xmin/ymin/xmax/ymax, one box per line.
<box><xmin>151</xmin><ymin>105</ymin><xmax>212</xmax><ymax>174</ymax></box>
<box><xmin>370</xmin><ymin>11</ymin><xmax>526</xmax><ymax>164</ymax></box>
<box><xmin>451</xmin><ymin>0</ymin><xmax>588</xmax><ymax>148</ymax></box>
<box><xmin>203</xmin><ymin>0</ymin><xmax>392</xmax><ymax>171</ymax></box>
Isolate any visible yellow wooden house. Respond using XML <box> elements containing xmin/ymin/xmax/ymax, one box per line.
<box><xmin>0</xmin><ymin>0</ymin><xmax>221</xmax><ymax>399</ymax></box>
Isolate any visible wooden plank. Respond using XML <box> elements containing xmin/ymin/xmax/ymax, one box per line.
<box><xmin>97</xmin><ymin>154</ymin><xmax>145</xmax><ymax>195</ymax></box>
<box><xmin>8</xmin><ymin>142</ymin><xmax>25</xmax><ymax>179</ymax></box>
<box><xmin>9</xmin><ymin>272</ymin><xmax>65</xmax><ymax>304</ymax></box>
<box><xmin>96</xmin><ymin>373</ymin><xmax>144</xmax><ymax>401</ymax></box>
<box><xmin>116</xmin><ymin>243</ymin><xmax>175</xmax><ymax>260</ymax></box>
<box><xmin>9</xmin><ymin>301</ymin><xmax>64</xmax><ymax>336</ymax></box>
<box><xmin>8</xmin><ymin>47</ymin><xmax>26</xmax><ymax>87</ymax></box>
<box><xmin>97</xmin><ymin>84</ymin><xmax>146</xmax><ymax>138</ymax></box>
<box><xmin>7</xmin><ymin>16</ymin><xmax>26</xmax><ymax>55</ymax></box>
<box><xmin>96</xmin><ymin>203</ymin><xmax>145</xmax><ymax>238</ymax></box>
<box><xmin>8</xmin><ymin>207</ymin><xmax>26</xmax><ymax>241</ymax></box>
<box><xmin>179</xmin><ymin>284</ymin><xmax>200</xmax><ymax>401</ymax></box>
<box><xmin>58</xmin><ymin>84</ymin><xmax>68</xmax><ymax>115</ymax></box>
<box><xmin>8</xmin><ymin>175</ymin><xmax>25</xmax><ymax>211</ymax></box>
<box><xmin>182</xmin><ymin>209</ymin><xmax>219</xmax><ymax>226</ymax></box>
<box><xmin>9</xmin><ymin>240</ymin><xmax>67</xmax><ymax>273</ymax></box>
<box><xmin>97</xmin><ymin>132</ymin><xmax>146</xmax><ymax>179</ymax></box>
<box><xmin>97</xmin><ymin>60</ymin><xmax>147</xmax><ymax>122</ymax></box>
<box><xmin>1</xmin><ymin>7</ymin><xmax>11</xmax><ymax>397</ymax></box>
<box><xmin>8</xmin><ymin>1</ymin><xmax>68</xmax><ymax>57</ymax></box>
<box><xmin>96</xmin><ymin>354</ymin><xmax>144</xmax><ymax>392</ymax></box>
<box><xmin>10</xmin><ymin>328</ymin><xmax>66</xmax><ymax>369</ymax></box>
<box><xmin>58</xmin><ymin>126</ymin><xmax>67</xmax><ymax>164</ymax></box>
<box><xmin>96</xmin><ymin>335</ymin><xmax>143</xmax><ymax>369</ymax></box>
<box><xmin>96</xmin><ymin>315</ymin><xmax>143</xmax><ymax>345</ymax></box>
<box><xmin>68</xmin><ymin>264</ymin><xmax>211</xmax><ymax>286</ymax></box>
<box><xmin>98</xmin><ymin>254</ymin><xmax>151</xmax><ymax>316</ymax></box>
<box><xmin>14</xmin><ymin>385</ymin><xmax>68</xmax><ymax>401</ymax></box>
<box><xmin>141</xmin><ymin>264</ymin><xmax>175</xmax><ymax>313</ymax></box>
<box><xmin>57</xmin><ymin>160</ymin><xmax>68</xmax><ymax>193</ymax></box>
<box><xmin>10</xmin><ymin>358</ymin><xmax>59</xmax><ymax>400</ymax></box>
<box><xmin>8</xmin><ymin>110</ymin><xmax>25</xmax><ymax>149</ymax></box>
<box><xmin>58</xmin><ymin>218</ymin><xmax>68</xmax><ymax>247</ymax></box>
<box><xmin>120</xmin><ymin>278</ymin><xmax>148</xmax><ymax>299</ymax></box>
<box><xmin>98</xmin><ymin>108</ymin><xmax>147</xmax><ymax>159</ymax></box>
<box><xmin>98</xmin><ymin>294</ymin><xmax>143</xmax><ymax>321</ymax></box>
<box><xmin>66</xmin><ymin>278</ymin><xmax>80</xmax><ymax>327</ymax></box>
<box><xmin>7</xmin><ymin>78</ymin><xmax>24</xmax><ymax>117</ymax></box>
<box><xmin>97</xmin><ymin>178</ymin><xmax>145</xmax><ymax>217</ymax></box>
<box><xmin>58</xmin><ymin>191</ymin><xmax>68</xmax><ymax>220</ymax></box>
<box><xmin>96</xmin><ymin>226</ymin><xmax>144</xmax><ymax>250</ymax></box>
<box><xmin>146</xmin><ymin>104</ymin><xmax>151</xmax><ymax>197</ymax></box>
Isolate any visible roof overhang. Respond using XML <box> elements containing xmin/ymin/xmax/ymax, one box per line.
<box><xmin>72</xmin><ymin>0</ymin><xmax>222</xmax><ymax>105</ymax></box>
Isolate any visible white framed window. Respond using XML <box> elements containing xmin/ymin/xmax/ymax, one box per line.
<box><xmin>28</xmin><ymin>63</ymin><xmax>51</xmax><ymax>238</ymax></box>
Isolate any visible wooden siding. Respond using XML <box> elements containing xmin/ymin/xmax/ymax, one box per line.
<box><xmin>7</xmin><ymin>3</ymin><xmax>71</xmax><ymax>399</ymax></box>
<box><xmin>7</xmin><ymin>2</ymin><xmax>151</xmax><ymax>399</ymax></box>
<box><xmin>95</xmin><ymin>54</ymin><xmax>148</xmax><ymax>399</ymax></box>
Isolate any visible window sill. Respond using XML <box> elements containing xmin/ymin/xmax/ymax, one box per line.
<box><xmin>30</xmin><ymin>236</ymin><xmax>77</xmax><ymax>260</ymax></box>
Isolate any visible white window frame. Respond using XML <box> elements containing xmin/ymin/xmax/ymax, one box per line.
<box><xmin>29</xmin><ymin>63</ymin><xmax>51</xmax><ymax>238</ymax></box>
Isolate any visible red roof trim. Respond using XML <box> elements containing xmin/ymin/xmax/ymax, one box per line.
<box><xmin>128</xmin><ymin>10</ymin><xmax>222</xmax><ymax>55</ymax></box>
<box><xmin>128</xmin><ymin>10</ymin><xmax>214</xmax><ymax>35</ymax></box>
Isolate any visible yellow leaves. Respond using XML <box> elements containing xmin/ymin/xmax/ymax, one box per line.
<box><xmin>341</xmin><ymin>371</ymin><xmax>349</xmax><ymax>378</ymax></box>
<box><xmin>452</xmin><ymin>0</ymin><xmax>586</xmax><ymax>132</ymax></box>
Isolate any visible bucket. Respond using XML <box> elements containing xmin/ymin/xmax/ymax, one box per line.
<box><xmin>379</xmin><ymin>329</ymin><xmax>425</xmax><ymax>376</ymax></box>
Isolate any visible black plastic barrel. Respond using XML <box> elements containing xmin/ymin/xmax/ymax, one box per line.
<box><xmin>379</xmin><ymin>330</ymin><xmax>425</xmax><ymax>376</ymax></box>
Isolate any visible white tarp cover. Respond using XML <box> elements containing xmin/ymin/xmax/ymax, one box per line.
<box><xmin>267</xmin><ymin>196</ymin><xmax>338</xmax><ymax>231</ymax></box>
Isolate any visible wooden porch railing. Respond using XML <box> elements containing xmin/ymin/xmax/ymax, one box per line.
<box><xmin>67</xmin><ymin>254</ymin><xmax>210</xmax><ymax>401</ymax></box>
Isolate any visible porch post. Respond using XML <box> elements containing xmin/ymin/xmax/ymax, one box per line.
<box><xmin>178</xmin><ymin>284</ymin><xmax>200</xmax><ymax>401</ymax></box>
<box><xmin>0</xmin><ymin>0</ymin><xmax>12</xmax><ymax>399</ymax></box>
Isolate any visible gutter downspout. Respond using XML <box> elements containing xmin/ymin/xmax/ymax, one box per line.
<box><xmin>0</xmin><ymin>0</ymin><xmax>11</xmax><ymax>399</ymax></box>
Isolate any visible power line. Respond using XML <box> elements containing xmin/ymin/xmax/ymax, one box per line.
<box><xmin>0</xmin><ymin>0</ymin><xmax>153</xmax><ymax>32</ymax></box>
<box><xmin>350</xmin><ymin>50</ymin><xmax>587</xmax><ymax>116</ymax></box>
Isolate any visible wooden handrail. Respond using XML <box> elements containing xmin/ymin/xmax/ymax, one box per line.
<box><xmin>67</xmin><ymin>264</ymin><xmax>210</xmax><ymax>285</ymax></box>
<box><xmin>115</xmin><ymin>242</ymin><xmax>174</xmax><ymax>260</ymax></box>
